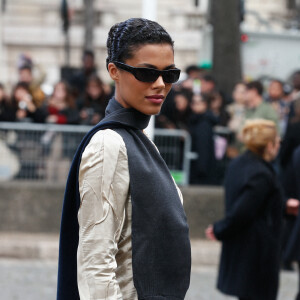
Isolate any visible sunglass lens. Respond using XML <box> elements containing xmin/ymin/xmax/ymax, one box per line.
<box><xmin>129</xmin><ymin>65</ymin><xmax>180</xmax><ymax>83</ymax></box>
<box><xmin>163</xmin><ymin>70</ymin><xmax>180</xmax><ymax>83</ymax></box>
<box><xmin>135</xmin><ymin>68</ymin><xmax>159</xmax><ymax>82</ymax></box>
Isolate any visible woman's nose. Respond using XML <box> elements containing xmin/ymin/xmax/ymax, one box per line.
<box><xmin>152</xmin><ymin>75</ymin><xmax>165</xmax><ymax>89</ymax></box>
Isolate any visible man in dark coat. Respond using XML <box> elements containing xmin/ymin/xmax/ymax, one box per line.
<box><xmin>284</xmin><ymin>145</ymin><xmax>300</xmax><ymax>300</ymax></box>
<box><xmin>69</xmin><ymin>50</ymin><xmax>97</xmax><ymax>97</ymax></box>
<box><xmin>280</xmin><ymin>99</ymin><xmax>300</xmax><ymax>269</ymax></box>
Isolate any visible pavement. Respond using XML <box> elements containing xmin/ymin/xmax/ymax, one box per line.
<box><xmin>0</xmin><ymin>233</ymin><xmax>298</xmax><ymax>299</ymax></box>
<box><xmin>0</xmin><ymin>233</ymin><xmax>220</xmax><ymax>264</ymax></box>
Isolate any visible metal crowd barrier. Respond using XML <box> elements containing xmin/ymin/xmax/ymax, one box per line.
<box><xmin>0</xmin><ymin>122</ymin><xmax>192</xmax><ymax>185</ymax></box>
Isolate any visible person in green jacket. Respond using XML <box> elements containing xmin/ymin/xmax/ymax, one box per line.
<box><xmin>244</xmin><ymin>80</ymin><xmax>280</xmax><ymax>133</ymax></box>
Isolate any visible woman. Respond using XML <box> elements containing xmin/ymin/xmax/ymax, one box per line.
<box><xmin>207</xmin><ymin>91</ymin><xmax>230</xmax><ymax>127</ymax></box>
<box><xmin>266</xmin><ymin>79</ymin><xmax>290</xmax><ymax>136</ymax></box>
<box><xmin>77</xmin><ymin>75</ymin><xmax>109</xmax><ymax>125</ymax></box>
<box><xmin>279</xmin><ymin>96</ymin><xmax>300</xmax><ymax>271</ymax></box>
<box><xmin>226</xmin><ymin>82</ymin><xmax>247</xmax><ymax>159</ymax></box>
<box><xmin>206</xmin><ymin>119</ymin><xmax>284</xmax><ymax>300</ymax></box>
<box><xmin>189</xmin><ymin>93</ymin><xmax>218</xmax><ymax>185</ymax></box>
<box><xmin>57</xmin><ymin>18</ymin><xmax>191</xmax><ymax>300</ymax></box>
<box><xmin>0</xmin><ymin>83</ymin><xmax>15</xmax><ymax>121</ymax></box>
<box><xmin>11</xmin><ymin>82</ymin><xmax>45</xmax><ymax>123</ymax></box>
<box><xmin>156</xmin><ymin>89</ymin><xmax>192</xmax><ymax>130</ymax></box>
<box><xmin>45</xmin><ymin>80</ymin><xmax>79</xmax><ymax>124</ymax></box>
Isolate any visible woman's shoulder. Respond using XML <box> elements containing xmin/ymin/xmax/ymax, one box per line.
<box><xmin>84</xmin><ymin>128</ymin><xmax>127</xmax><ymax>157</ymax></box>
<box><xmin>229</xmin><ymin>151</ymin><xmax>273</xmax><ymax>177</ymax></box>
<box><xmin>91</xmin><ymin>128</ymin><xmax>126</xmax><ymax>145</ymax></box>
<box><xmin>226</xmin><ymin>152</ymin><xmax>275</xmax><ymax>192</ymax></box>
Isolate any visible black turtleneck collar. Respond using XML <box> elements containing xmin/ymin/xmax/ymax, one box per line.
<box><xmin>105</xmin><ymin>97</ymin><xmax>151</xmax><ymax>130</ymax></box>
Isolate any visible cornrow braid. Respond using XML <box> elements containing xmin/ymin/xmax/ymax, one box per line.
<box><xmin>106</xmin><ymin>18</ymin><xmax>174</xmax><ymax>70</ymax></box>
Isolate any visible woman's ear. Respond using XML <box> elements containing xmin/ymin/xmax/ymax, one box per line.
<box><xmin>264</xmin><ymin>140</ymin><xmax>274</xmax><ymax>161</ymax></box>
<box><xmin>108</xmin><ymin>63</ymin><xmax>119</xmax><ymax>82</ymax></box>
<box><xmin>266</xmin><ymin>141</ymin><xmax>273</xmax><ymax>153</ymax></box>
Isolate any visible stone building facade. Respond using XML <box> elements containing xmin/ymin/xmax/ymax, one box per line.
<box><xmin>0</xmin><ymin>0</ymin><xmax>296</xmax><ymax>89</ymax></box>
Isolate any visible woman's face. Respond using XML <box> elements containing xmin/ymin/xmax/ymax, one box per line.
<box><xmin>87</xmin><ymin>81</ymin><xmax>103</xmax><ymax>99</ymax></box>
<box><xmin>191</xmin><ymin>94</ymin><xmax>207</xmax><ymax>114</ymax></box>
<box><xmin>53</xmin><ymin>83</ymin><xmax>67</xmax><ymax>101</ymax></box>
<box><xmin>175</xmin><ymin>94</ymin><xmax>189</xmax><ymax>112</ymax></box>
<box><xmin>268</xmin><ymin>81</ymin><xmax>283</xmax><ymax>100</ymax></box>
<box><xmin>14</xmin><ymin>87</ymin><xmax>29</xmax><ymax>102</ymax></box>
<box><xmin>111</xmin><ymin>43</ymin><xmax>174</xmax><ymax>115</ymax></box>
<box><xmin>232</xmin><ymin>83</ymin><xmax>246</xmax><ymax>104</ymax></box>
<box><xmin>210</xmin><ymin>94</ymin><xmax>223</xmax><ymax>111</ymax></box>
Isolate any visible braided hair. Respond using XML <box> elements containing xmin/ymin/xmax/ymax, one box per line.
<box><xmin>106</xmin><ymin>18</ymin><xmax>174</xmax><ymax>69</ymax></box>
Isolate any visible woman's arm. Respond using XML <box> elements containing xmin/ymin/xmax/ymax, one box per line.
<box><xmin>213</xmin><ymin>172</ymin><xmax>271</xmax><ymax>241</ymax></box>
<box><xmin>77</xmin><ymin>129</ymin><xmax>130</xmax><ymax>300</ymax></box>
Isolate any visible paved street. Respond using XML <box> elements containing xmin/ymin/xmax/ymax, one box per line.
<box><xmin>0</xmin><ymin>258</ymin><xmax>298</xmax><ymax>300</ymax></box>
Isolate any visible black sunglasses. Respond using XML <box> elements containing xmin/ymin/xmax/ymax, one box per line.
<box><xmin>113</xmin><ymin>61</ymin><xmax>181</xmax><ymax>84</ymax></box>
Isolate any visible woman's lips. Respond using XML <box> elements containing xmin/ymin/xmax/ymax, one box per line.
<box><xmin>145</xmin><ymin>95</ymin><xmax>164</xmax><ymax>104</ymax></box>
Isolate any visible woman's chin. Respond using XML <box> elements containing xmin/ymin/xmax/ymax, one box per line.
<box><xmin>140</xmin><ymin>103</ymin><xmax>163</xmax><ymax>116</ymax></box>
<box><xmin>143</xmin><ymin>107</ymin><xmax>162</xmax><ymax>116</ymax></box>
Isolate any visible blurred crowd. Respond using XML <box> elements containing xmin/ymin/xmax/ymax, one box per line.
<box><xmin>0</xmin><ymin>51</ymin><xmax>113</xmax><ymax>126</ymax></box>
<box><xmin>1</xmin><ymin>51</ymin><xmax>300</xmax><ymax>187</ymax></box>
<box><xmin>157</xmin><ymin>64</ymin><xmax>300</xmax><ymax>187</ymax></box>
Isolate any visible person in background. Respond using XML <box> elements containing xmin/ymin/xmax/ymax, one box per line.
<box><xmin>226</xmin><ymin>82</ymin><xmax>247</xmax><ymax>158</ymax></box>
<box><xmin>266</xmin><ymin>79</ymin><xmax>290</xmax><ymax>136</ymax></box>
<box><xmin>11</xmin><ymin>82</ymin><xmax>45</xmax><ymax>123</ymax></box>
<box><xmin>286</xmin><ymin>70</ymin><xmax>300</xmax><ymax>126</ymax></box>
<box><xmin>172</xmin><ymin>89</ymin><xmax>192</xmax><ymax>130</ymax></box>
<box><xmin>244</xmin><ymin>80</ymin><xmax>279</xmax><ymax>132</ymax></box>
<box><xmin>180</xmin><ymin>65</ymin><xmax>203</xmax><ymax>94</ymax></box>
<box><xmin>283</xmin><ymin>144</ymin><xmax>300</xmax><ymax>300</ymax></box>
<box><xmin>207</xmin><ymin>90</ymin><xmax>231</xmax><ymax>183</ymax></box>
<box><xmin>69</xmin><ymin>50</ymin><xmax>97</xmax><ymax>97</ymax></box>
<box><xmin>185</xmin><ymin>64</ymin><xmax>202</xmax><ymax>80</ymax></box>
<box><xmin>207</xmin><ymin>91</ymin><xmax>230</xmax><ymax>127</ymax></box>
<box><xmin>290</xmin><ymin>70</ymin><xmax>300</xmax><ymax>101</ymax></box>
<box><xmin>77</xmin><ymin>75</ymin><xmax>109</xmax><ymax>125</ymax></box>
<box><xmin>228</xmin><ymin>82</ymin><xmax>247</xmax><ymax>132</ymax></box>
<box><xmin>280</xmin><ymin>96</ymin><xmax>300</xmax><ymax>271</ymax></box>
<box><xmin>44</xmin><ymin>81</ymin><xmax>79</xmax><ymax>125</ymax></box>
<box><xmin>0</xmin><ymin>83</ymin><xmax>15</xmax><ymax>122</ymax></box>
<box><xmin>282</xmin><ymin>82</ymin><xmax>294</xmax><ymax>103</ymax></box>
<box><xmin>9</xmin><ymin>82</ymin><xmax>46</xmax><ymax>179</ymax></box>
<box><xmin>281</xmin><ymin>96</ymin><xmax>300</xmax><ymax>167</ymax></box>
<box><xmin>156</xmin><ymin>89</ymin><xmax>192</xmax><ymax>130</ymax></box>
<box><xmin>189</xmin><ymin>93</ymin><xmax>218</xmax><ymax>185</ymax></box>
<box><xmin>201</xmin><ymin>74</ymin><xmax>217</xmax><ymax>95</ymax></box>
<box><xmin>206</xmin><ymin>119</ymin><xmax>298</xmax><ymax>300</ymax></box>
<box><xmin>17</xmin><ymin>53</ymin><xmax>46</xmax><ymax>108</ymax></box>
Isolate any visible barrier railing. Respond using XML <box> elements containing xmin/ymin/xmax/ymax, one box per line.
<box><xmin>0</xmin><ymin>122</ymin><xmax>192</xmax><ymax>185</ymax></box>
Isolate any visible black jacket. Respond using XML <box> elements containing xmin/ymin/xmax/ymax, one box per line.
<box><xmin>280</xmin><ymin>121</ymin><xmax>300</xmax><ymax>197</ymax></box>
<box><xmin>189</xmin><ymin>111</ymin><xmax>218</xmax><ymax>185</ymax></box>
<box><xmin>284</xmin><ymin>145</ymin><xmax>300</xmax><ymax>261</ymax></box>
<box><xmin>214</xmin><ymin>151</ymin><xmax>284</xmax><ymax>300</ymax></box>
<box><xmin>0</xmin><ymin>100</ymin><xmax>15</xmax><ymax>121</ymax></box>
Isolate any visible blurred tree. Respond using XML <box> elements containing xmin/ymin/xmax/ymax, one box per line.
<box><xmin>287</xmin><ymin>0</ymin><xmax>300</xmax><ymax>29</ymax></box>
<box><xmin>211</xmin><ymin>0</ymin><xmax>242</xmax><ymax>97</ymax></box>
<box><xmin>60</xmin><ymin>0</ymin><xmax>70</xmax><ymax>66</ymax></box>
<box><xmin>1</xmin><ymin>0</ymin><xmax>6</xmax><ymax>12</ymax></box>
<box><xmin>84</xmin><ymin>0</ymin><xmax>95</xmax><ymax>51</ymax></box>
